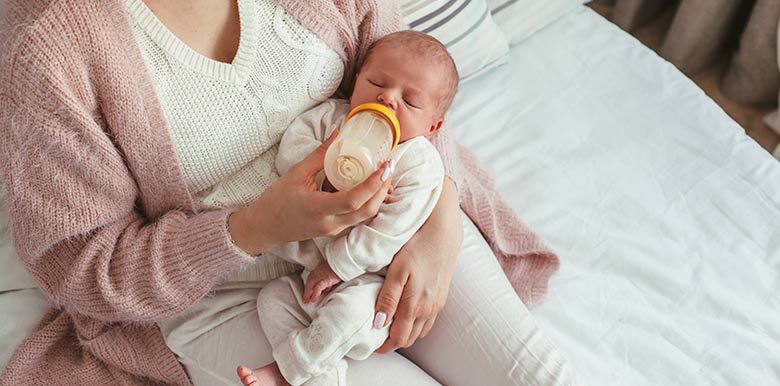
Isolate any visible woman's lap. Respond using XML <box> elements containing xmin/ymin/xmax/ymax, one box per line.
<box><xmin>400</xmin><ymin>212</ymin><xmax>575</xmax><ymax>385</ymax></box>
<box><xmin>157</xmin><ymin>285</ymin><xmax>439</xmax><ymax>385</ymax></box>
<box><xmin>158</xmin><ymin>211</ymin><xmax>574</xmax><ymax>385</ymax></box>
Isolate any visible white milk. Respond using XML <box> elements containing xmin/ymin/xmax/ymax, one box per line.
<box><xmin>324</xmin><ymin>103</ymin><xmax>400</xmax><ymax>191</ymax></box>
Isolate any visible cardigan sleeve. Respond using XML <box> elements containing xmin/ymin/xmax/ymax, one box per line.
<box><xmin>0</xmin><ymin>40</ymin><xmax>255</xmax><ymax>324</ymax></box>
<box><xmin>430</xmin><ymin>127</ymin><xmax>462</xmax><ymax>193</ymax></box>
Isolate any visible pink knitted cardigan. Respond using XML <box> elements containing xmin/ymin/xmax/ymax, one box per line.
<box><xmin>0</xmin><ymin>0</ymin><xmax>558</xmax><ymax>384</ymax></box>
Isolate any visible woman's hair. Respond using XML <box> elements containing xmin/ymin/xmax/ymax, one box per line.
<box><xmin>362</xmin><ymin>30</ymin><xmax>459</xmax><ymax>115</ymax></box>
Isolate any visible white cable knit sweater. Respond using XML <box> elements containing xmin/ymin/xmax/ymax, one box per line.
<box><xmin>125</xmin><ymin>0</ymin><xmax>344</xmax><ymax>282</ymax></box>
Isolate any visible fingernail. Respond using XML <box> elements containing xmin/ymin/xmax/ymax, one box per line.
<box><xmin>380</xmin><ymin>166</ymin><xmax>392</xmax><ymax>182</ymax></box>
<box><xmin>373</xmin><ymin>312</ymin><xmax>387</xmax><ymax>329</ymax></box>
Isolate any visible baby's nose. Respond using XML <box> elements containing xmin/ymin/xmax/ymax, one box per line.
<box><xmin>377</xmin><ymin>94</ymin><xmax>397</xmax><ymax>110</ymax></box>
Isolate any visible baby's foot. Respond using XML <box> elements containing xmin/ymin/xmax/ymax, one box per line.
<box><xmin>237</xmin><ymin>363</ymin><xmax>289</xmax><ymax>386</ymax></box>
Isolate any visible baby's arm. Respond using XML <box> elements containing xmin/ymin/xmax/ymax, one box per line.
<box><xmin>322</xmin><ymin>139</ymin><xmax>445</xmax><ymax>282</ymax></box>
<box><xmin>275</xmin><ymin>99</ymin><xmax>349</xmax><ymax>175</ymax></box>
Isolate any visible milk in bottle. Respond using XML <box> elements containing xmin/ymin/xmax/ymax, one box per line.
<box><xmin>324</xmin><ymin>103</ymin><xmax>400</xmax><ymax>191</ymax></box>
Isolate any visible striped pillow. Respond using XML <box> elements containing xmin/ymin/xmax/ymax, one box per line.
<box><xmin>398</xmin><ymin>0</ymin><xmax>510</xmax><ymax>79</ymax></box>
<box><xmin>486</xmin><ymin>0</ymin><xmax>584</xmax><ymax>45</ymax></box>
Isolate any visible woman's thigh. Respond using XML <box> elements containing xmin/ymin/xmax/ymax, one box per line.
<box><xmin>158</xmin><ymin>285</ymin><xmax>440</xmax><ymax>385</ymax></box>
<box><xmin>401</xmin><ymin>212</ymin><xmax>576</xmax><ymax>386</ymax></box>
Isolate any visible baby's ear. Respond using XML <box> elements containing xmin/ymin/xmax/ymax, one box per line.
<box><xmin>428</xmin><ymin>119</ymin><xmax>444</xmax><ymax>136</ymax></box>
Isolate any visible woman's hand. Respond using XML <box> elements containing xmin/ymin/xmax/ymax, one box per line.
<box><xmin>228</xmin><ymin>130</ymin><xmax>394</xmax><ymax>255</ymax></box>
<box><xmin>373</xmin><ymin>179</ymin><xmax>462</xmax><ymax>353</ymax></box>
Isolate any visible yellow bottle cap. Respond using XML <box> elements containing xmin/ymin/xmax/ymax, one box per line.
<box><xmin>345</xmin><ymin>103</ymin><xmax>401</xmax><ymax>149</ymax></box>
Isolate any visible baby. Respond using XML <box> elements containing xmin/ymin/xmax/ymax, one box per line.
<box><xmin>237</xmin><ymin>30</ymin><xmax>459</xmax><ymax>386</ymax></box>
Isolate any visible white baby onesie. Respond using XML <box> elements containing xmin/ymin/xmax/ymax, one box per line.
<box><xmin>259</xmin><ymin>99</ymin><xmax>445</xmax><ymax>385</ymax></box>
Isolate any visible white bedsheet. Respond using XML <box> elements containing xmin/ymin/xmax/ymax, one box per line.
<box><xmin>445</xmin><ymin>6</ymin><xmax>780</xmax><ymax>386</ymax></box>
<box><xmin>2</xmin><ymin>6</ymin><xmax>779</xmax><ymax>385</ymax></box>
<box><xmin>0</xmin><ymin>289</ymin><xmax>49</xmax><ymax>370</ymax></box>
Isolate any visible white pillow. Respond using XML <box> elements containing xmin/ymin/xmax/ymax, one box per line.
<box><xmin>398</xmin><ymin>0</ymin><xmax>510</xmax><ymax>79</ymax></box>
<box><xmin>0</xmin><ymin>181</ymin><xmax>38</xmax><ymax>293</ymax></box>
<box><xmin>486</xmin><ymin>0</ymin><xmax>585</xmax><ymax>45</ymax></box>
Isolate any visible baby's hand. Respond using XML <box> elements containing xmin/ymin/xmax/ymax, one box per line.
<box><xmin>304</xmin><ymin>262</ymin><xmax>342</xmax><ymax>303</ymax></box>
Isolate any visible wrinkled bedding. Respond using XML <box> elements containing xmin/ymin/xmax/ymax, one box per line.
<box><xmin>446</xmin><ymin>7</ymin><xmax>780</xmax><ymax>385</ymax></box>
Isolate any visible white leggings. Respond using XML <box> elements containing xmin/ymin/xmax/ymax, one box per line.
<box><xmin>158</xmin><ymin>212</ymin><xmax>576</xmax><ymax>385</ymax></box>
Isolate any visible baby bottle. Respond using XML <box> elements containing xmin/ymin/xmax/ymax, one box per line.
<box><xmin>324</xmin><ymin>103</ymin><xmax>401</xmax><ymax>191</ymax></box>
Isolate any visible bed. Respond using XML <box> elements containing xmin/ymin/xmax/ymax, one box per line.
<box><xmin>446</xmin><ymin>6</ymin><xmax>780</xmax><ymax>385</ymax></box>
<box><xmin>2</xmin><ymin>4</ymin><xmax>779</xmax><ymax>385</ymax></box>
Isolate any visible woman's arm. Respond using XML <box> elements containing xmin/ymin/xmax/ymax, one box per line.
<box><xmin>2</xmin><ymin>93</ymin><xmax>260</xmax><ymax>323</ymax></box>
<box><xmin>2</xmin><ymin>57</ymin><xmax>390</xmax><ymax>325</ymax></box>
<box><xmin>4</xmin><ymin>115</ymin><xmax>388</xmax><ymax>325</ymax></box>
<box><xmin>228</xmin><ymin>132</ymin><xmax>393</xmax><ymax>255</ymax></box>
<box><xmin>373</xmin><ymin>177</ymin><xmax>463</xmax><ymax>353</ymax></box>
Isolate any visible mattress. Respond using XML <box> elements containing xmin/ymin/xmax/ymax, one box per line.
<box><xmin>445</xmin><ymin>6</ymin><xmax>780</xmax><ymax>386</ymax></box>
<box><xmin>2</xmin><ymin>5</ymin><xmax>779</xmax><ymax>385</ymax></box>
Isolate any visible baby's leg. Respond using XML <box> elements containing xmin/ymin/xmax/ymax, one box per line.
<box><xmin>240</xmin><ymin>276</ymin><xmax>307</xmax><ymax>386</ymax></box>
<box><xmin>256</xmin><ymin>274</ymin><xmax>389</xmax><ymax>385</ymax></box>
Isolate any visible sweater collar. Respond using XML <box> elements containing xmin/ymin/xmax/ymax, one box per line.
<box><xmin>124</xmin><ymin>0</ymin><xmax>259</xmax><ymax>85</ymax></box>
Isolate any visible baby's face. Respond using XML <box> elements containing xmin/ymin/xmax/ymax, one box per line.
<box><xmin>351</xmin><ymin>44</ymin><xmax>447</xmax><ymax>142</ymax></box>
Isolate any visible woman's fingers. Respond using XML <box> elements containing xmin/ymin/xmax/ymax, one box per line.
<box><xmin>335</xmin><ymin>174</ymin><xmax>391</xmax><ymax>226</ymax></box>
<box><xmin>375</xmin><ymin>281</ymin><xmax>417</xmax><ymax>353</ymax></box>
<box><xmin>324</xmin><ymin>123</ymin><xmax>338</xmax><ymax>139</ymax></box>
<box><xmin>320</xmin><ymin>160</ymin><xmax>393</xmax><ymax>215</ymax></box>
<box><xmin>420</xmin><ymin>315</ymin><xmax>436</xmax><ymax>339</ymax></box>
<box><xmin>374</xmin><ymin>266</ymin><xmax>408</xmax><ymax>330</ymax></box>
<box><xmin>374</xmin><ymin>268</ymin><xmax>441</xmax><ymax>352</ymax></box>
<box><xmin>376</xmin><ymin>308</ymin><xmax>415</xmax><ymax>353</ymax></box>
<box><xmin>405</xmin><ymin>318</ymin><xmax>427</xmax><ymax>348</ymax></box>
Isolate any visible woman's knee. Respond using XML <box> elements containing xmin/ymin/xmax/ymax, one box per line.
<box><xmin>402</xmin><ymin>213</ymin><xmax>576</xmax><ymax>385</ymax></box>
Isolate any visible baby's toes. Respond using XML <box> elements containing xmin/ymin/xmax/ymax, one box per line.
<box><xmin>237</xmin><ymin>365</ymin><xmax>257</xmax><ymax>385</ymax></box>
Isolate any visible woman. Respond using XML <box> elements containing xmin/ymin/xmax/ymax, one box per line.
<box><xmin>0</xmin><ymin>0</ymin><xmax>574</xmax><ymax>384</ymax></box>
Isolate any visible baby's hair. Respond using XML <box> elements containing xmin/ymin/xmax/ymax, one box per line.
<box><xmin>362</xmin><ymin>30</ymin><xmax>459</xmax><ymax>116</ymax></box>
